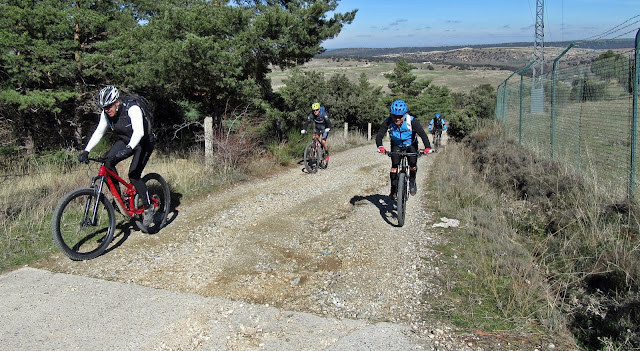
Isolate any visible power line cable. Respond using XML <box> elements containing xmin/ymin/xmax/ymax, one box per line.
<box><xmin>581</xmin><ymin>14</ymin><xmax>640</xmax><ymax>41</ymax></box>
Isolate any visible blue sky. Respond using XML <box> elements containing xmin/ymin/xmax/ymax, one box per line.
<box><xmin>322</xmin><ymin>0</ymin><xmax>640</xmax><ymax>48</ymax></box>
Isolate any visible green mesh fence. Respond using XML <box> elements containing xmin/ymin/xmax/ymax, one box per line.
<box><xmin>495</xmin><ymin>35</ymin><xmax>639</xmax><ymax>200</ymax></box>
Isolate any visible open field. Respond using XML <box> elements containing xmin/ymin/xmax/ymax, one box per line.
<box><xmin>269</xmin><ymin>58</ymin><xmax>514</xmax><ymax>93</ymax></box>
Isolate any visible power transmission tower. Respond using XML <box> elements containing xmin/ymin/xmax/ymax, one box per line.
<box><xmin>531</xmin><ymin>0</ymin><xmax>545</xmax><ymax>113</ymax></box>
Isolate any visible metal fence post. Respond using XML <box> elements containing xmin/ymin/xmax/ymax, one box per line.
<box><xmin>630</xmin><ymin>29</ymin><xmax>639</xmax><ymax>199</ymax></box>
<box><xmin>551</xmin><ymin>43</ymin><xmax>574</xmax><ymax>159</ymax></box>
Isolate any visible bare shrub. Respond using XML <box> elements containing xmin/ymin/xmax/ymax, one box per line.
<box><xmin>211</xmin><ymin>123</ymin><xmax>258</xmax><ymax>176</ymax></box>
<box><xmin>459</xmin><ymin>126</ymin><xmax>640</xmax><ymax>350</ymax></box>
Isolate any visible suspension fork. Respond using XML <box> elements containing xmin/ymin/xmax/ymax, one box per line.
<box><xmin>85</xmin><ymin>175</ymin><xmax>106</xmax><ymax>226</ymax></box>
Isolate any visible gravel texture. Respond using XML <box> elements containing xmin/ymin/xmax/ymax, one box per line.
<box><xmin>33</xmin><ymin>143</ymin><xmax>563</xmax><ymax>350</ymax></box>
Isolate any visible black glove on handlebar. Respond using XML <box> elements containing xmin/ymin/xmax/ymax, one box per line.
<box><xmin>77</xmin><ymin>150</ymin><xmax>89</xmax><ymax>164</ymax></box>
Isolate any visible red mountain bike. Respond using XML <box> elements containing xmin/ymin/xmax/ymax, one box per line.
<box><xmin>51</xmin><ymin>157</ymin><xmax>170</xmax><ymax>260</ymax></box>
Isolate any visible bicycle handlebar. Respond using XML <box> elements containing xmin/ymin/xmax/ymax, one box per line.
<box><xmin>383</xmin><ymin>150</ymin><xmax>424</xmax><ymax>157</ymax></box>
<box><xmin>88</xmin><ymin>156</ymin><xmax>110</xmax><ymax>163</ymax></box>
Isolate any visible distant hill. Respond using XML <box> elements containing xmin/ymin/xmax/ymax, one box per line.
<box><xmin>319</xmin><ymin>39</ymin><xmax>636</xmax><ymax>58</ymax></box>
<box><xmin>317</xmin><ymin>39</ymin><xmax>636</xmax><ymax>71</ymax></box>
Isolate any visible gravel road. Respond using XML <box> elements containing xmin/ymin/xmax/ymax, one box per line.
<box><xmin>19</xmin><ymin>142</ymin><xmax>553</xmax><ymax>350</ymax></box>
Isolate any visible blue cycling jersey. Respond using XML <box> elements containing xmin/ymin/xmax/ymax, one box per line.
<box><xmin>388</xmin><ymin>115</ymin><xmax>414</xmax><ymax>146</ymax></box>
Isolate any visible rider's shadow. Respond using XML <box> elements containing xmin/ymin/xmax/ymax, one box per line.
<box><xmin>104</xmin><ymin>221</ymin><xmax>135</xmax><ymax>255</ymax></box>
<box><xmin>349</xmin><ymin>194</ymin><xmax>400</xmax><ymax>227</ymax></box>
<box><xmin>103</xmin><ymin>190</ymin><xmax>183</xmax><ymax>256</ymax></box>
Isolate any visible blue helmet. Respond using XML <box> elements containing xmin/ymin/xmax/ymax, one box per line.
<box><xmin>435</xmin><ymin>113</ymin><xmax>441</xmax><ymax>118</ymax></box>
<box><xmin>390</xmin><ymin>100</ymin><xmax>407</xmax><ymax>115</ymax></box>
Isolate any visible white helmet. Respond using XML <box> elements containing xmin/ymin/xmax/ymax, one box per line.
<box><xmin>97</xmin><ymin>85</ymin><xmax>120</xmax><ymax>108</ymax></box>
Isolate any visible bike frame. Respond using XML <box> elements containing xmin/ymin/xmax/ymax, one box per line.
<box><xmin>387</xmin><ymin>148</ymin><xmax>423</xmax><ymax>194</ymax></box>
<box><xmin>88</xmin><ymin>158</ymin><xmax>155</xmax><ymax>218</ymax></box>
<box><xmin>311</xmin><ymin>133</ymin><xmax>322</xmax><ymax>146</ymax></box>
<box><xmin>388</xmin><ymin>149</ymin><xmax>422</xmax><ymax>173</ymax></box>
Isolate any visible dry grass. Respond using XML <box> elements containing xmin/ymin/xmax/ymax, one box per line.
<box><xmin>0</xmin><ymin>130</ymin><xmax>369</xmax><ymax>272</ymax></box>
<box><xmin>424</xmin><ymin>125</ymin><xmax>640</xmax><ymax>350</ymax></box>
<box><xmin>269</xmin><ymin>58</ymin><xmax>512</xmax><ymax>94</ymax></box>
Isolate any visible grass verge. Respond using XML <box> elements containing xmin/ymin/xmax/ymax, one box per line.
<box><xmin>423</xmin><ymin>125</ymin><xmax>640</xmax><ymax>350</ymax></box>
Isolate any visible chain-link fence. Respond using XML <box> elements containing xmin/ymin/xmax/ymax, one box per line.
<box><xmin>495</xmin><ymin>31</ymin><xmax>639</xmax><ymax>199</ymax></box>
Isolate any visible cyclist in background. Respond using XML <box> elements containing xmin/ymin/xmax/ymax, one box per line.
<box><xmin>428</xmin><ymin>113</ymin><xmax>447</xmax><ymax>143</ymax></box>
<box><xmin>301</xmin><ymin>102</ymin><xmax>332</xmax><ymax>162</ymax></box>
<box><xmin>77</xmin><ymin>85</ymin><xmax>155</xmax><ymax>228</ymax></box>
<box><xmin>376</xmin><ymin>100</ymin><xmax>432</xmax><ymax>198</ymax></box>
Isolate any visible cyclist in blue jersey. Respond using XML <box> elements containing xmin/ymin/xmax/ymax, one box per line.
<box><xmin>376</xmin><ymin>100</ymin><xmax>432</xmax><ymax>198</ymax></box>
<box><xmin>301</xmin><ymin>102</ymin><xmax>332</xmax><ymax>162</ymax></box>
<box><xmin>428</xmin><ymin>113</ymin><xmax>446</xmax><ymax>149</ymax></box>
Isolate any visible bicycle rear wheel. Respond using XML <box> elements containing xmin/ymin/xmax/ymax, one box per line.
<box><xmin>396</xmin><ymin>173</ymin><xmax>407</xmax><ymax>227</ymax></box>
<box><xmin>304</xmin><ymin>141</ymin><xmax>319</xmax><ymax>173</ymax></box>
<box><xmin>51</xmin><ymin>188</ymin><xmax>116</xmax><ymax>260</ymax></box>
<box><xmin>136</xmin><ymin>173</ymin><xmax>171</xmax><ymax>234</ymax></box>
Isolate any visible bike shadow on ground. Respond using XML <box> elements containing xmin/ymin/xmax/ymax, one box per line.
<box><xmin>298</xmin><ymin>159</ymin><xmax>314</xmax><ymax>174</ymax></box>
<box><xmin>349</xmin><ymin>194</ymin><xmax>400</xmax><ymax>227</ymax></box>
<box><xmin>102</xmin><ymin>190</ymin><xmax>183</xmax><ymax>256</ymax></box>
<box><xmin>164</xmin><ymin>190</ymin><xmax>182</xmax><ymax>228</ymax></box>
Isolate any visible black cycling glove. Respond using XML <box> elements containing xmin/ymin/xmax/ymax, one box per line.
<box><xmin>77</xmin><ymin>150</ymin><xmax>89</xmax><ymax>164</ymax></box>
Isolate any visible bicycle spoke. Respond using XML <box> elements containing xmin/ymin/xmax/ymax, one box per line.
<box><xmin>52</xmin><ymin>189</ymin><xmax>115</xmax><ymax>260</ymax></box>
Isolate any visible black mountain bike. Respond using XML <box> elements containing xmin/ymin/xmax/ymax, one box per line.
<box><xmin>304</xmin><ymin>133</ymin><xmax>328</xmax><ymax>173</ymax></box>
<box><xmin>432</xmin><ymin>129</ymin><xmax>442</xmax><ymax>150</ymax></box>
<box><xmin>385</xmin><ymin>149</ymin><xmax>424</xmax><ymax>227</ymax></box>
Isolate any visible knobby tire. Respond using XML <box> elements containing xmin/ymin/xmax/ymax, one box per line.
<box><xmin>135</xmin><ymin>173</ymin><xmax>171</xmax><ymax>234</ymax></box>
<box><xmin>304</xmin><ymin>141</ymin><xmax>319</xmax><ymax>173</ymax></box>
<box><xmin>317</xmin><ymin>143</ymin><xmax>328</xmax><ymax>169</ymax></box>
<box><xmin>51</xmin><ymin>188</ymin><xmax>116</xmax><ymax>260</ymax></box>
<box><xmin>396</xmin><ymin>173</ymin><xmax>407</xmax><ymax>227</ymax></box>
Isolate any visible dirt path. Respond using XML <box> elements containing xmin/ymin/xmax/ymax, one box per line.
<box><xmin>31</xmin><ymin>142</ymin><xmax>528</xmax><ymax>349</ymax></box>
<box><xmin>39</xmin><ymin>143</ymin><xmax>437</xmax><ymax>317</ymax></box>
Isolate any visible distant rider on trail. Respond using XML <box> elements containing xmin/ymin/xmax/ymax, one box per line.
<box><xmin>428</xmin><ymin>113</ymin><xmax>446</xmax><ymax>136</ymax></box>
<box><xmin>301</xmin><ymin>102</ymin><xmax>332</xmax><ymax>162</ymax></box>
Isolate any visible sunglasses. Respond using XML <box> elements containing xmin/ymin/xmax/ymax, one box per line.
<box><xmin>391</xmin><ymin>114</ymin><xmax>404</xmax><ymax>119</ymax></box>
<box><xmin>103</xmin><ymin>103</ymin><xmax>116</xmax><ymax>111</ymax></box>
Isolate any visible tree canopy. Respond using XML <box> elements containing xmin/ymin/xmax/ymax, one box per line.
<box><xmin>0</xmin><ymin>0</ymin><xmax>356</xmax><ymax>153</ymax></box>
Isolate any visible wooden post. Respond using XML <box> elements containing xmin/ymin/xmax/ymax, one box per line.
<box><xmin>344</xmin><ymin>122</ymin><xmax>348</xmax><ymax>139</ymax></box>
<box><xmin>368</xmin><ymin>123</ymin><xmax>372</xmax><ymax>140</ymax></box>
<box><xmin>204</xmin><ymin>116</ymin><xmax>213</xmax><ymax>168</ymax></box>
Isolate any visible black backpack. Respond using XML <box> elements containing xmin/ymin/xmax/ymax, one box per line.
<box><xmin>121</xmin><ymin>93</ymin><xmax>154</xmax><ymax>136</ymax></box>
<box><xmin>433</xmin><ymin>117</ymin><xmax>443</xmax><ymax>130</ymax></box>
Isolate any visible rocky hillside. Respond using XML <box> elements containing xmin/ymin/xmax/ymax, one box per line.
<box><xmin>320</xmin><ymin>39</ymin><xmax>636</xmax><ymax>70</ymax></box>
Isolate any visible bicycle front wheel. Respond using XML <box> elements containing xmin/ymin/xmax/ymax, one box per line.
<box><xmin>396</xmin><ymin>173</ymin><xmax>407</xmax><ymax>227</ymax></box>
<box><xmin>139</xmin><ymin>173</ymin><xmax>171</xmax><ymax>233</ymax></box>
<box><xmin>319</xmin><ymin>146</ymin><xmax>328</xmax><ymax>169</ymax></box>
<box><xmin>304</xmin><ymin>141</ymin><xmax>319</xmax><ymax>173</ymax></box>
<box><xmin>51</xmin><ymin>188</ymin><xmax>116</xmax><ymax>260</ymax></box>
